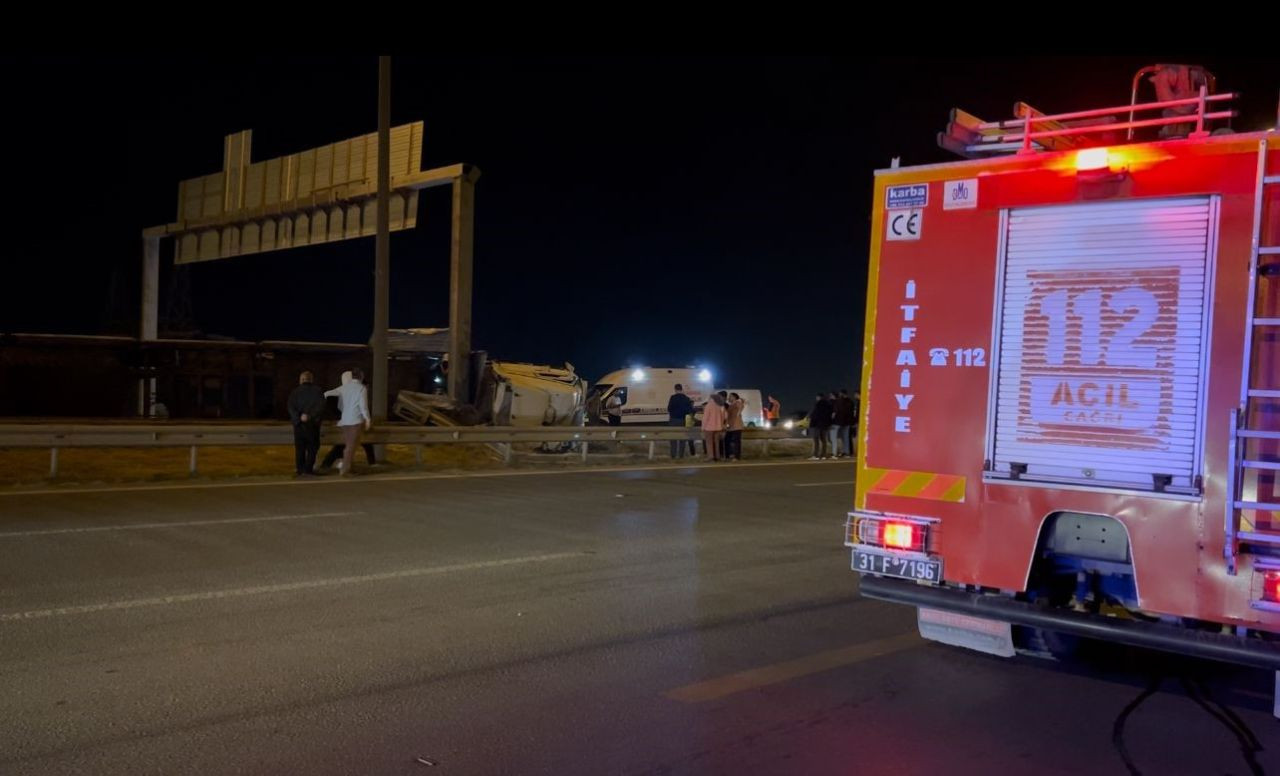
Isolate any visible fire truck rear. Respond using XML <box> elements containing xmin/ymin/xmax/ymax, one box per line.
<box><xmin>846</xmin><ymin>65</ymin><xmax>1280</xmax><ymax>689</ymax></box>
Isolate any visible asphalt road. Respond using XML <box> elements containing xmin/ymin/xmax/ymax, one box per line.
<box><xmin>0</xmin><ymin>461</ymin><xmax>1276</xmax><ymax>775</ymax></box>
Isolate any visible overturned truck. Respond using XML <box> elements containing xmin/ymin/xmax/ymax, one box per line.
<box><xmin>395</xmin><ymin>360</ymin><xmax>585</xmax><ymax>428</ymax></box>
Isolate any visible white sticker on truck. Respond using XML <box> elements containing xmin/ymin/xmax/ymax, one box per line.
<box><xmin>886</xmin><ymin>183</ymin><xmax>928</xmax><ymax>209</ymax></box>
<box><xmin>886</xmin><ymin>208</ymin><xmax>922</xmax><ymax>241</ymax></box>
<box><xmin>942</xmin><ymin>178</ymin><xmax>978</xmax><ymax>210</ymax></box>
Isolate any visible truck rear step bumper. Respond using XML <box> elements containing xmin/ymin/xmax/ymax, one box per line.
<box><xmin>859</xmin><ymin>575</ymin><xmax>1280</xmax><ymax>671</ymax></box>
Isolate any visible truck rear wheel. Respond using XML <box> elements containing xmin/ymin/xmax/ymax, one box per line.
<box><xmin>1015</xmin><ymin>624</ymin><xmax>1084</xmax><ymax>661</ymax></box>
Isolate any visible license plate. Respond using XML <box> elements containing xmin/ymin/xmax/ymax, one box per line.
<box><xmin>853</xmin><ymin>547</ymin><xmax>941</xmax><ymax>582</ymax></box>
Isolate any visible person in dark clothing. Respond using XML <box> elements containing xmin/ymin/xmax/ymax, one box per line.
<box><xmin>287</xmin><ymin>371</ymin><xmax>327</xmax><ymax>476</ymax></box>
<box><xmin>833</xmin><ymin>388</ymin><xmax>857</xmax><ymax>458</ymax></box>
<box><xmin>725</xmin><ymin>392</ymin><xmax>745</xmax><ymax>461</ymax></box>
<box><xmin>666</xmin><ymin>384</ymin><xmax>696</xmax><ymax>458</ymax></box>
<box><xmin>605</xmin><ymin>391</ymin><xmax>624</xmax><ymax>426</ymax></box>
<box><xmin>716</xmin><ymin>390</ymin><xmax>730</xmax><ymax>458</ymax></box>
<box><xmin>809</xmin><ymin>392</ymin><xmax>834</xmax><ymax>459</ymax></box>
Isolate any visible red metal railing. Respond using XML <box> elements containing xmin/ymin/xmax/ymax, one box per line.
<box><xmin>967</xmin><ymin>86</ymin><xmax>1238</xmax><ymax>154</ymax></box>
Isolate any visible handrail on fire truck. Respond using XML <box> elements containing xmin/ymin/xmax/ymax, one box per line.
<box><xmin>940</xmin><ymin>85</ymin><xmax>1238</xmax><ymax>159</ymax></box>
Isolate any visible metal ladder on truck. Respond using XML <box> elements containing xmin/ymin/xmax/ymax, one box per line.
<box><xmin>1227</xmin><ymin>135</ymin><xmax>1280</xmax><ymax>575</ymax></box>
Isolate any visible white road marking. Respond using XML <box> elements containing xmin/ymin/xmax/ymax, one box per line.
<box><xmin>0</xmin><ymin>511</ymin><xmax>366</xmax><ymax>538</ymax></box>
<box><xmin>0</xmin><ymin>552</ymin><xmax>581</xmax><ymax>622</ymax></box>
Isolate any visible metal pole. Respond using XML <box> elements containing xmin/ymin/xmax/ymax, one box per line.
<box><xmin>141</xmin><ymin>237</ymin><xmax>160</xmax><ymax>341</ymax></box>
<box><xmin>1127</xmin><ymin>65</ymin><xmax>1159</xmax><ymax>142</ymax></box>
<box><xmin>448</xmin><ymin>169</ymin><xmax>478</xmax><ymax>402</ymax></box>
<box><xmin>139</xmin><ymin>236</ymin><xmax>160</xmax><ymax>416</ymax></box>
<box><xmin>372</xmin><ymin>55</ymin><xmax>392</xmax><ymax>434</ymax></box>
<box><xmin>1194</xmin><ymin>84</ymin><xmax>1207</xmax><ymax>137</ymax></box>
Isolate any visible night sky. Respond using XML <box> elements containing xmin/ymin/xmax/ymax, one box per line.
<box><xmin>3</xmin><ymin>56</ymin><xmax>1276</xmax><ymax>413</ymax></box>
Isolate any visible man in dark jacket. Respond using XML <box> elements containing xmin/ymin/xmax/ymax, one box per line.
<box><xmin>809</xmin><ymin>392</ymin><xmax>834</xmax><ymax>460</ymax></box>
<box><xmin>287</xmin><ymin>371</ymin><xmax>327</xmax><ymax>476</ymax></box>
<box><xmin>833</xmin><ymin>388</ymin><xmax>857</xmax><ymax>458</ymax></box>
<box><xmin>667</xmin><ymin>384</ymin><xmax>695</xmax><ymax>459</ymax></box>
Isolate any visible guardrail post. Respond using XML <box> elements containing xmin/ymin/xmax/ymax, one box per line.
<box><xmin>415</xmin><ymin>445</ymin><xmax>424</xmax><ymax>466</ymax></box>
<box><xmin>502</xmin><ymin>443</ymin><xmax>512</xmax><ymax>466</ymax></box>
<box><xmin>189</xmin><ymin>446</ymin><xmax>198</xmax><ymax>477</ymax></box>
<box><xmin>763</xmin><ymin>438</ymin><xmax>771</xmax><ymax>457</ymax></box>
<box><xmin>580</xmin><ymin>441</ymin><xmax>589</xmax><ymax>463</ymax></box>
<box><xmin>49</xmin><ymin>447</ymin><xmax>58</xmax><ymax>478</ymax></box>
<box><xmin>648</xmin><ymin>441</ymin><xmax>655</xmax><ymax>461</ymax></box>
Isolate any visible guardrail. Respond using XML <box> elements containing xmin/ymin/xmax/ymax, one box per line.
<box><xmin>0</xmin><ymin>422</ymin><xmax>804</xmax><ymax>477</ymax></box>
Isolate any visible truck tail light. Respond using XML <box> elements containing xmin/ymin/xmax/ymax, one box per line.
<box><xmin>882</xmin><ymin>521</ymin><xmax>919</xmax><ymax>550</ymax></box>
<box><xmin>852</xmin><ymin>515</ymin><xmax>930</xmax><ymax>553</ymax></box>
<box><xmin>1264</xmin><ymin>570</ymin><xmax>1280</xmax><ymax>603</ymax></box>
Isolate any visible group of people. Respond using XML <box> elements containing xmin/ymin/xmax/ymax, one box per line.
<box><xmin>807</xmin><ymin>388</ymin><xmax>858</xmax><ymax>460</ymax></box>
<box><xmin>286</xmin><ymin>369</ymin><xmax>373</xmax><ymax>477</ymax></box>
<box><xmin>665</xmin><ymin>385</ymin><xmax>753</xmax><ymax>462</ymax></box>
<box><xmin>288</xmin><ymin>373</ymin><xmax>847</xmax><ymax>472</ymax></box>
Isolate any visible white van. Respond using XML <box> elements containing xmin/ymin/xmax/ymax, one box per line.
<box><xmin>587</xmin><ymin>367</ymin><xmax>714</xmax><ymax>425</ymax></box>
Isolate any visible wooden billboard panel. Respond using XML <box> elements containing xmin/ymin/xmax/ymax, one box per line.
<box><xmin>172</xmin><ymin>123</ymin><xmax>424</xmax><ymax>264</ymax></box>
<box><xmin>175</xmin><ymin>192</ymin><xmax>419</xmax><ymax>264</ymax></box>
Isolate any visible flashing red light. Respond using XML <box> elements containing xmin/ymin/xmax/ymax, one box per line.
<box><xmin>1264</xmin><ymin>570</ymin><xmax>1280</xmax><ymax>603</ymax></box>
<box><xmin>1075</xmin><ymin>148</ymin><xmax>1110</xmax><ymax>172</ymax></box>
<box><xmin>881</xmin><ymin>521</ymin><xmax>918</xmax><ymax>550</ymax></box>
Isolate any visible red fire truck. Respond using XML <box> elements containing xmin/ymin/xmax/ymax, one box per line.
<box><xmin>846</xmin><ymin>65</ymin><xmax>1280</xmax><ymax>689</ymax></box>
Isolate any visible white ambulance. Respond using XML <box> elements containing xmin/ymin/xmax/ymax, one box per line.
<box><xmin>587</xmin><ymin>367</ymin><xmax>714</xmax><ymax>425</ymax></box>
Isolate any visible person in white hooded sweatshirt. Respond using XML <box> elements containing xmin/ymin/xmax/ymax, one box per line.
<box><xmin>324</xmin><ymin>368</ymin><xmax>372</xmax><ymax>476</ymax></box>
<box><xmin>319</xmin><ymin>368</ymin><xmax>377</xmax><ymax>470</ymax></box>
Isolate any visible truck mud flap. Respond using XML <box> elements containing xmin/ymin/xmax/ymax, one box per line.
<box><xmin>860</xmin><ymin>575</ymin><xmax>1280</xmax><ymax>671</ymax></box>
<box><xmin>917</xmin><ymin>606</ymin><xmax>1015</xmax><ymax>658</ymax></box>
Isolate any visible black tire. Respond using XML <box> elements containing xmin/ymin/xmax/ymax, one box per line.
<box><xmin>1015</xmin><ymin>625</ymin><xmax>1084</xmax><ymax>661</ymax></box>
